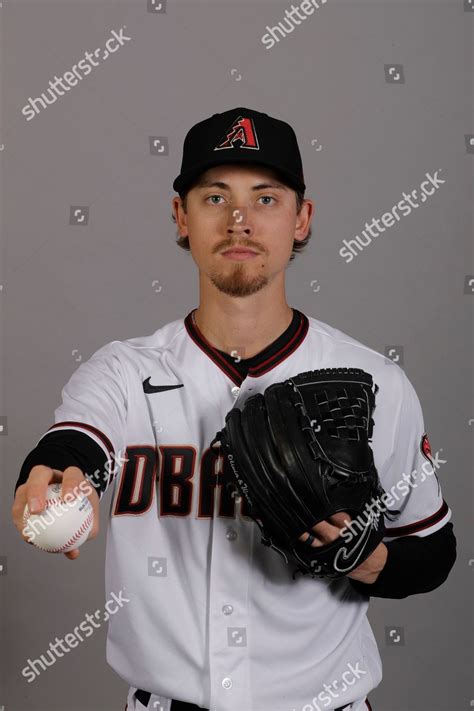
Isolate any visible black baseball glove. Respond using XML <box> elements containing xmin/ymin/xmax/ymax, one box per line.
<box><xmin>211</xmin><ymin>368</ymin><xmax>400</xmax><ymax>580</ymax></box>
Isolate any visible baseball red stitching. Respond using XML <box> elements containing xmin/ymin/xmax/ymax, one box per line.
<box><xmin>23</xmin><ymin>496</ymin><xmax>93</xmax><ymax>553</ymax></box>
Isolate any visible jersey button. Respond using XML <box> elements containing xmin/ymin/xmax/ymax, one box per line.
<box><xmin>222</xmin><ymin>604</ymin><xmax>234</xmax><ymax>615</ymax></box>
<box><xmin>226</xmin><ymin>528</ymin><xmax>237</xmax><ymax>541</ymax></box>
<box><xmin>222</xmin><ymin>677</ymin><xmax>233</xmax><ymax>690</ymax></box>
<box><xmin>231</xmin><ymin>386</ymin><xmax>240</xmax><ymax>398</ymax></box>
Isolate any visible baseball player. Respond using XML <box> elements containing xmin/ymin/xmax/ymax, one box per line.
<box><xmin>12</xmin><ymin>107</ymin><xmax>456</xmax><ymax>711</ymax></box>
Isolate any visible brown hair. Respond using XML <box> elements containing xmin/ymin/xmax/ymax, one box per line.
<box><xmin>171</xmin><ymin>177</ymin><xmax>312</xmax><ymax>262</ymax></box>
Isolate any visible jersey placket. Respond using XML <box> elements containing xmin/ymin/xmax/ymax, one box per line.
<box><xmin>207</xmin><ymin>382</ymin><xmax>254</xmax><ymax>711</ymax></box>
<box><xmin>183</xmin><ymin>307</ymin><xmax>310</xmax><ymax>709</ymax></box>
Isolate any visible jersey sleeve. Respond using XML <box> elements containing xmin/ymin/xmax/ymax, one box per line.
<box><xmin>375</xmin><ymin>366</ymin><xmax>451</xmax><ymax>539</ymax></box>
<box><xmin>15</xmin><ymin>342</ymin><xmax>128</xmax><ymax>501</ymax></box>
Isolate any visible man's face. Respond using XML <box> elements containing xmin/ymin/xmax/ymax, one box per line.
<box><xmin>172</xmin><ymin>164</ymin><xmax>312</xmax><ymax>297</ymax></box>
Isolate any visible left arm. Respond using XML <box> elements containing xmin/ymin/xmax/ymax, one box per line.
<box><xmin>347</xmin><ymin>521</ymin><xmax>456</xmax><ymax>598</ymax></box>
<box><xmin>348</xmin><ymin>365</ymin><xmax>456</xmax><ymax>596</ymax></box>
<box><xmin>300</xmin><ymin>516</ymin><xmax>457</xmax><ymax>596</ymax></box>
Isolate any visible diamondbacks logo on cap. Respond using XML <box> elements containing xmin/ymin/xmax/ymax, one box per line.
<box><xmin>214</xmin><ymin>115</ymin><xmax>259</xmax><ymax>151</ymax></box>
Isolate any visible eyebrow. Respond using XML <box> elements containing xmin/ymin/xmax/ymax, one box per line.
<box><xmin>195</xmin><ymin>179</ymin><xmax>289</xmax><ymax>192</ymax></box>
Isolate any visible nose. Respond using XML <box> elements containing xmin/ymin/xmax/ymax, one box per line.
<box><xmin>226</xmin><ymin>207</ymin><xmax>253</xmax><ymax>237</ymax></box>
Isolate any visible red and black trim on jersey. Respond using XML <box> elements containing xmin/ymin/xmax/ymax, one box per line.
<box><xmin>184</xmin><ymin>307</ymin><xmax>309</xmax><ymax>386</ymax></box>
<box><xmin>384</xmin><ymin>499</ymin><xmax>449</xmax><ymax>537</ymax></box>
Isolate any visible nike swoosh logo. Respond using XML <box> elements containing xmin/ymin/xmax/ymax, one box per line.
<box><xmin>333</xmin><ymin>513</ymin><xmax>379</xmax><ymax>573</ymax></box>
<box><xmin>143</xmin><ymin>377</ymin><xmax>184</xmax><ymax>394</ymax></box>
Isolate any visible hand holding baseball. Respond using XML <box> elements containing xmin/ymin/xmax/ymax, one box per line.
<box><xmin>12</xmin><ymin>465</ymin><xmax>100</xmax><ymax>560</ymax></box>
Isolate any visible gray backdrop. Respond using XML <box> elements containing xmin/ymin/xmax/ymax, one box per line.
<box><xmin>1</xmin><ymin>0</ymin><xmax>472</xmax><ymax>710</ymax></box>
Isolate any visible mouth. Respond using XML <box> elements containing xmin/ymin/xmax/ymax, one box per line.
<box><xmin>221</xmin><ymin>248</ymin><xmax>260</xmax><ymax>261</ymax></box>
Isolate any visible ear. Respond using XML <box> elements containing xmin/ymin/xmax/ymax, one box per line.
<box><xmin>294</xmin><ymin>198</ymin><xmax>314</xmax><ymax>242</ymax></box>
<box><xmin>172</xmin><ymin>196</ymin><xmax>188</xmax><ymax>236</ymax></box>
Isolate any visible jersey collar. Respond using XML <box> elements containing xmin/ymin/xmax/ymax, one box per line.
<box><xmin>184</xmin><ymin>308</ymin><xmax>309</xmax><ymax>386</ymax></box>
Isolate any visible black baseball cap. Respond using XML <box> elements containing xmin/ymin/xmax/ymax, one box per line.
<box><xmin>172</xmin><ymin>107</ymin><xmax>306</xmax><ymax>196</ymax></box>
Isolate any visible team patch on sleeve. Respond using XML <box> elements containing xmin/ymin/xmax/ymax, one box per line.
<box><xmin>420</xmin><ymin>433</ymin><xmax>434</xmax><ymax>466</ymax></box>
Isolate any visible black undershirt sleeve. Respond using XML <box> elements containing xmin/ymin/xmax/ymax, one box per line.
<box><xmin>14</xmin><ymin>430</ymin><xmax>111</xmax><ymax>500</ymax></box>
<box><xmin>348</xmin><ymin>522</ymin><xmax>457</xmax><ymax>599</ymax></box>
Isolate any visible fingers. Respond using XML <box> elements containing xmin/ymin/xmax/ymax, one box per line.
<box><xmin>298</xmin><ymin>511</ymin><xmax>353</xmax><ymax>548</ymax></box>
<box><xmin>60</xmin><ymin>466</ymin><xmax>90</xmax><ymax>501</ymax></box>
<box><xmin>299</xmin><ymin>520</ymin><xmax>340</xmax><ymax>548</ymax></box>
<box><xmin>11</xmin><ymin>465</ymin><xmax>58</xmax><ymax>541</ymax></box>
<box><xmin>29</xmin><ymin>465</ymin><xmax>63</xmax><ymax>513</ymax></box>
<box><xmin>327</xmin><ymin>512</ymin><xmax>353</xmax><ymax>528</ymax></box>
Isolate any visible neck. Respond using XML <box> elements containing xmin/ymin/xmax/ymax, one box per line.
<box><xmin>192</xmin><ymin>295</ymin><xmax>293</xmax><ymax>360</ymax></box>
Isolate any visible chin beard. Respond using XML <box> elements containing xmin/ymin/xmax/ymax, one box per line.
<box><xmin>209</xmin><ymin>264</ymin><xmax>268</xmax><ymax>297</ymax></box>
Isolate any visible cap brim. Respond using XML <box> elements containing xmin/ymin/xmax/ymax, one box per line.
<box><xmin>173</xmin><ymin>156</ymin><xmax>305</xmax><ymax>194</ymax></box>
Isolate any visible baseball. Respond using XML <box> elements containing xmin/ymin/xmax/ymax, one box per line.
<box><xmin>23</xmin><ymin>482</ymin><xmax>94</xmax><ymax>553</ymax></box>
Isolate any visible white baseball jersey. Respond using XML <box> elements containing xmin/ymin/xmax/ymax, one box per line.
<box><xmin>41</xmin><ymin>308</ymin><xmax>451</xmax><ymax>711</ymax></box>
